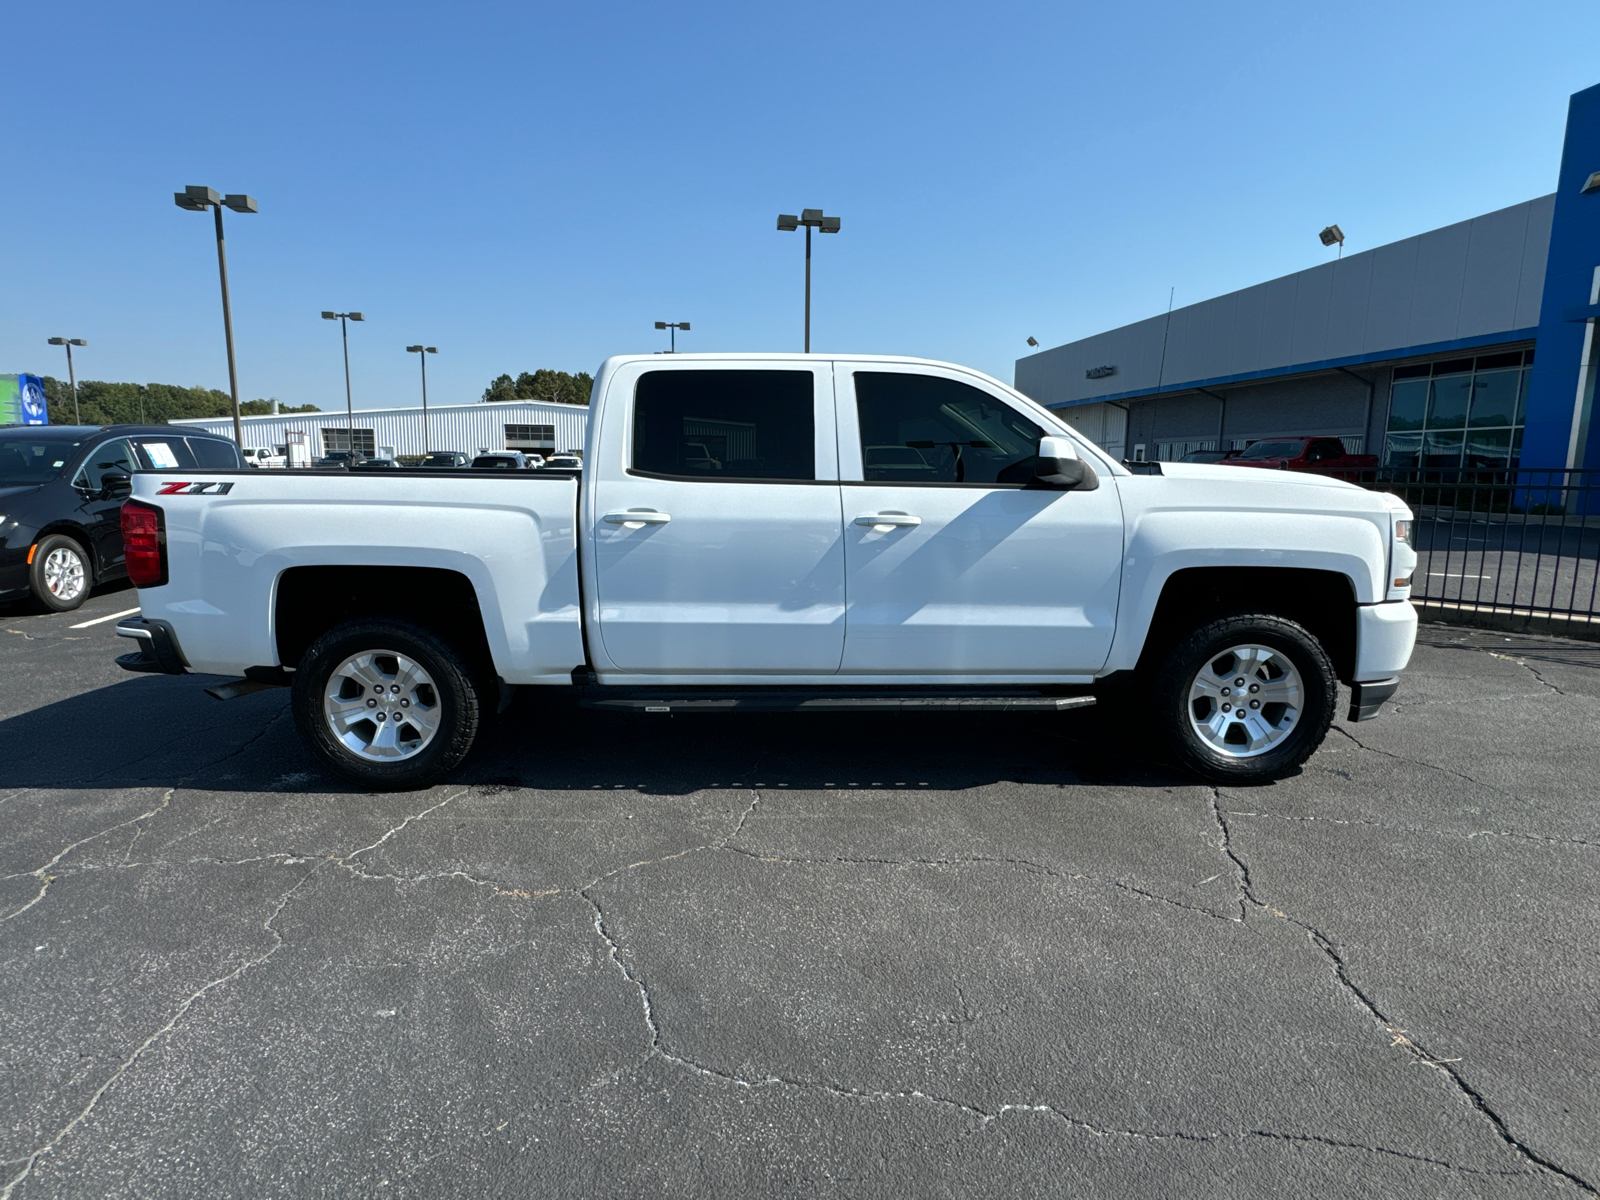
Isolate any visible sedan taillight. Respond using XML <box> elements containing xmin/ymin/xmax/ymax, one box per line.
<box><xmin>121</xmin><ymin>500</ymin><xmax>167</xmax><ymax>588</ymax></box>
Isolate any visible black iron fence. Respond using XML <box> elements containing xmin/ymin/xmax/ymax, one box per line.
<box><xmin>1328</xmin><ymin>467</ymin><xmax>1600</xmax><ymax>636</ymax></box>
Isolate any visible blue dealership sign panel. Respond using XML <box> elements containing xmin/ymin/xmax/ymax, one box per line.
<box><xmin>1</xmin><ymin>375</ymin><xmax>49</xmax><ymax>425</ymax></box>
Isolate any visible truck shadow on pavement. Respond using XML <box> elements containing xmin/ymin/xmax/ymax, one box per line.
<box><xmin>0</xmin><ymin>677</ymin><xmax>1193</xmax><ymax>796</ymax></box>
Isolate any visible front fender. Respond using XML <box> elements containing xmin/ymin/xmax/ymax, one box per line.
<box><xmin>1102</xmin><ymin>509</ymin><xmax>1385</xmax><ymax>674</ymax></box>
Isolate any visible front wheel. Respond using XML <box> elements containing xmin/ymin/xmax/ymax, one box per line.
<box><xmin>1153</xmin><ymin>613</ymin><xmax>1337</xmax><ymax>785</ymax></box>
<box><xmin>291</xmin><ymin>619</ymin><xmax>482</xmax><ymax>791</ymax></box>
<box><xmin>30</xmin><ymin>534</ymin><xmax>91</xmax><ymax>612</ymax></box>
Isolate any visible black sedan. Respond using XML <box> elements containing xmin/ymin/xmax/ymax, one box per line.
<box><xmin>0</xmin><ymin>425</ymin><xmax>241</xmax><ymax>612</ymax></box>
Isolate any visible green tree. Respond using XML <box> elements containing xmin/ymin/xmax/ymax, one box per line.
<box><xmin>485</xmin><ymin>368</ymin><xmax>593</xmax><ymax>405</ymax></box>
<box><xmin>482</xmin><ymin>373</ymin><xmax>519</xmax><ymax>403</ymax></box>
<box><xmin>42</xmin><ymin>378</ymin><xmax>320</xmax><ymax>425</ymax></box>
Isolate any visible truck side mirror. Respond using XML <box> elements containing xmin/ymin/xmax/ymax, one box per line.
<box><xmin>100</xmin><ymin>471</ymin><xmax>133</xmax><ymax>500</ymax></box>
<box><xmin>1034</xmin><ymin>436</ymin><xmax>1098</xmax><ymax>491</ymax></box>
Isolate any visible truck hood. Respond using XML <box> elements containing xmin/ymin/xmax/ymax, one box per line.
<box><xmin>1152</xmin><ymin>461</ymin><xmax>1359</xmax><ymax>491</ymax></box>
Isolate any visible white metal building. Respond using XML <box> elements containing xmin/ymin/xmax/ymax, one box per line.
<box><xmin>173</xmin><ymin>399</ymin><xmax>589</xmax><ymax>460</ymax></box>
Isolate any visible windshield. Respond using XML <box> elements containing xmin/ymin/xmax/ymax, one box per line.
<box><xmin>1238</xmin><ymin>440</ymin><xmax>1306</xmax><ymax>459</ymax></box>
<box><xmin>0</xmin><ymin>437</ymin><xmax>81</xmax><ymax>486</ymax></box>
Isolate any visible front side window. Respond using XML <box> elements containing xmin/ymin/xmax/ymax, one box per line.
<box><xmin>632</xmin><ymin>370</ymin><xmax>814</xmax><ymax>481</ymax></box>
<box><xmin>75</xmin><ymin>439</ymin><xmax>138</xmax><ymax>490</ymax></box>
<box><xmin>855</xmin><ymin>372</ymin><xmax>1043</xmax><ymax>485</ymax></box>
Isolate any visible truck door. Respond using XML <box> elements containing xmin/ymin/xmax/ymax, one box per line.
<box><xmin>835</xmin><ymin>363</ymin><xmax>1124</xmax><ymax>676</ymax></box>
<box><xmin>589</xmin><ymin>362</ymin><xmax>845</xmax><ymax>674</ymax></box>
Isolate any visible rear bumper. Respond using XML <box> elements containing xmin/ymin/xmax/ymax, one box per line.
<box><xmin>114</xmin><ymin>617</ymin><xmax>189</xmax><ymax>675</ymax></box>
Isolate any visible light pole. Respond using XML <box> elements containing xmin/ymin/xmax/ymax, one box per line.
<box><xmin>322</xmin><ymin>312</ymin><xmax>365</xmax><ymax>462</ymax></box>
<box><xmin>46</xmin><ymin>337</ymin><xmax>87</xmax><ymax>424</ymax></box>
<box><xmin>406</xmin><ymin>344</ymin><xmax>438</xmax><ymax>452</ymax></box>
<box><xmin>175</xmin><ymin>185</ymin><xmax>257</xmax><ymax>448</ymax></box>
<box><xmin>653</xmin><ymin>321</ymin><xmax>690</xmax><ymax>353</ymax></box>
<box><xmin>776</xmin><ymin>209</ymin><xmax>840</xmax><ymax>353</ymax></box>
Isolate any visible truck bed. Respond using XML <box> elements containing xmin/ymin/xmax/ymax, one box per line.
<box><xmin>130</xmin><ymin>469</ymin><xmax>585</xmax><ymax>682</ymax></box>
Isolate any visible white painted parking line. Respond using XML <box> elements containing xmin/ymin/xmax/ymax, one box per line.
<box><xmin>70</xmin><ymin>606</ymin><xmax>142</xmax><ymax>629</ymax></box>
<box><xmin>1428</xmin><ymin>572</ymin><xmax>1494</xmax><ymax>579</ymax></box>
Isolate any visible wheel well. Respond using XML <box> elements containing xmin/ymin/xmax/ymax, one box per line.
<box><xmin>274</xmin><ymin>566</ymin><xmax>496</xmax><ymax>681</ymax></box>
<box><xmin>34</xmin><ymin>525</ymin><xmax>97</xmax><ymax>580</ymax></box>
<box><xmin>1137</xmin><ymin>567</ymin><xmax>1358</xmax><ymax>682</ymax></box>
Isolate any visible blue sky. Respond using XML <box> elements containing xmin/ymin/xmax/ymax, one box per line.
<box><xmin>6</xmin><ymin>1</ymin><xmax>1599</xmax><ymax>412</ymax></box>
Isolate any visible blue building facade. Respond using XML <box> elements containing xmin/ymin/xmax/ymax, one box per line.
<box><xmin>1016</xmin><ymin>82</ymin><xmax>1600</xmax><ymax>473</ymax></box>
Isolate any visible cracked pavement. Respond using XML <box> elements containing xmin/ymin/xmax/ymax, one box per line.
<box><xmin>2</xmin><ymin>588</ymin><xmax>1597</xmax><ymax>1198</ymax></box>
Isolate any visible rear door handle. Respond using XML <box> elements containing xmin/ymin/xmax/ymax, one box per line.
<box><xmin>604</xmin><ymin>509</ymin><xmax>671</xmax><ymax>528</ymax></box>
<box><xmin>854</xmin><ymin>513</ymin><xmax>921</xmax><ymax>529</ymax></box>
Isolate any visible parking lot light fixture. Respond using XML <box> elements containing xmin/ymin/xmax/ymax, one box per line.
<box><xmin>323</xmin><ymin>312</ymin><xmax>365</xmax><ymax>462</ymax></box>
<box><xmin>175</xmin><ymin>185</ymin><xmax>256</xmax><ymax>448</ymax></box>
<box><xmin>46</xmin><ymin>337</ymin><xmax>87</xmax><ymax>424</ymax></box>
<box><xmin>776</xmin><ymin>208</ymin><xmax>840</xmax><ymax>352</ymax></box>
<box><xmin>406</xmin><ymin>344</ymin><xmax>438</xmax><ymax>452</ymax></box>
<box><xmin>653</xmin><ymin>321</ymin><xmax>690</xmax><ymax>353</ymax></box>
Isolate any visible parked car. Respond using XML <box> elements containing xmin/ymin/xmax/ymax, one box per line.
<box><xmin>1219</xmin><ymin>437</ymin><xmax>1379</xmax><ymax>474</ymax></box>
<box><xmin>0</xmin><ymin>424</ymin><xmax>241</xmax><ymax>612</ymax></box>
<box><xmin>471</xmin><ymin>452</ymin><xmax>529</xmax><ymax>470</ymax></box>
<box><xmin>1180</xmin><ymin>449</ymin><xmax>1239</xmax><ymax>464</ymax></box>
<box><xmin>545</xmin><ymin>453</ymin><xmax>583</xmax><ymax>470</ymax></box>
<box><xmin>114</xmin><ymin>353</ymin><xmax>1417</xmax><ymax>791</ymax></box>
<box><xmin>242</xmin><ymin>446</ymin><xmax>287</xmax><ymax>468</ymax></box>
<box><xmin>419</xmin><ymin>451</ymin><xmax>472</xmax><ymax>468</ymax></box>
<box><xmin>314</xmin><ymin>451</ymin><xmax>356</xmax><ymax>469</ymax></box>
<box><xmin>524</xmin><ymin>453</ymin><xmax>546</xmax><ymax>469</ymax></box>
<box><xmin>351</xmin><ymin>457</ymin><xmax>400</xmax><ymax>469</ymax></box>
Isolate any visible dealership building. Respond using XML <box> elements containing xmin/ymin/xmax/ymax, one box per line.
<box><xmin>175</xmin><ymin>398</ymin><xmax>589</xmax><ymax>461</ymax></box>
<box><xmin>1017</xmin><ymin>81</ymin><xmax>1600</xmax><ymax>473</ymax></box>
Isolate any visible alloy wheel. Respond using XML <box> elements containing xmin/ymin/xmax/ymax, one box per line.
<box><xmin>1186</xmin><ymin>643</ymin><xmax>1303</xmax><ymax>759</ymax></box>
<box><xmin>323</xmin><ymin>650</ymin><xmax>442</xmax><ymax>762</ymax></box>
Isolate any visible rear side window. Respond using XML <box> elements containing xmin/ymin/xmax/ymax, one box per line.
<box><xmin>131</xmin><ymin>437</ymin><xmax>198</xmax><ymax>470</ymax></box>
<box><xmin>188</xmin><ymin>438</ymin><xmax>241</xmax><ymax>468</ymax></box>
<box><xmin>854</xmin><ymin>372</ymin><xmax>1043</xmax><ymax>485</ymax></box>
<box><xmin>632</xmin><ymin>370</ymin><xmax>814</xmax><ymax>481</ymax></box>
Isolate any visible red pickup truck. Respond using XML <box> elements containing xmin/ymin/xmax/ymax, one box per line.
<box><xmin>1220</xmin><ymin>437</ymin><xmax>1378</xmax><ymax>474</ymax></box>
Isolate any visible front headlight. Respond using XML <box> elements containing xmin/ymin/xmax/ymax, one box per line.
<box><xmin>1388</xmin><ymin>509</ymin><xmax>1417</xmax><ymax>594</ymax></box>
<box><xmin>1393</xmin><ymin>518</ymin><xmax>1414</xmax><ymax>548</ymax></box>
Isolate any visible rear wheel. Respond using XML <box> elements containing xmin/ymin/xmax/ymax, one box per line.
<box><xmin>1154</xmin><ymin>613</ymin><xmax>1336</xmax><ymax>784</ymax></box>
<box><xmin>30</xmin><ymin>534</ymin><xmax>91</xmax><ymax>612</ymax></box>
<box><xmin>291</xmin><ymin>618</ymin><xmax>482</xmax><ymax>790</ymax></box>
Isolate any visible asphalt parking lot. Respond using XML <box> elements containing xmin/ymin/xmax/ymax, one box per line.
<box><xmin>2</xmin><ymin>587</ymin><xmax>1597</xmax><ymax>1198</ymax></box>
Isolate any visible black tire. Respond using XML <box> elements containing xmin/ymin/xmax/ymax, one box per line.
<box><xmin>1153</xmin><ymin>613</ymin><xmax>1337</xmax><ymax>785</ymax></box>
<box><xmin>29</xmin><ymin>534</ymin><xmax>92</xmax><ymax>612</ymax></box>
<box><xmin>291</xmin><ymin>618</ymin><xmax>482</xmax><ymax>791</ymax></box>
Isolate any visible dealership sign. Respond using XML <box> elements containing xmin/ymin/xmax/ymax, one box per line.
<box><xmin>1</xmin><ymin>375</ymin><xmax>49</xmax><ymax>425</ymax></box>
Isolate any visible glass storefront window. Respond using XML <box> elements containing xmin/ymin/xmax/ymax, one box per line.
<box><xmin>1468</xmin><ymin>368</ymin><xmax>1520</xmax><ymax>427</ymax></box>
<box><xmin>1465</xmin><ymin>427</ymin><xmax>1513</xmax><ymax>468</ymax></box>
<box><xmin>1427</xmin><ymin>373</ymin><xmax>1471</xmax><ymax>428</ymax></box>
<box><xmin>1384</xmin><ymin>349</ymin><xmax>1530</xmax><ymax>468</ymax></box>
<box><xmin>1422</xmin><ymin>429</ymin><xmax>1464</xmax><ymax>467</ymax></box>
<box><xmin>1387</xmin><ymin>380</ymin><xmax>1429</xmax><ymax>431</ymax></box>
<box><xmin>1383</xmin><ymin>432</ymin><xmax>1422</xmax><ymax>468</ymax></box>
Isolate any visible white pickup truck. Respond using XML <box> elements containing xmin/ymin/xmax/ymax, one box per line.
<box><xmin>113</xmin><ymin>354</ymin><xmax>1418</xmax><ymax>790</ymax></box>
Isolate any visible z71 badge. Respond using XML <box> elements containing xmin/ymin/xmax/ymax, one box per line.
<box><xmin>156</xmin><ymin>481</ymin><xmax>236</xmax><ymax>495</ymax></box>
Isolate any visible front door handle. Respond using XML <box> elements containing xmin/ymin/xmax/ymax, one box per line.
<box><xmin>604</xmin><ymin>509</ymin><xmax>671</xmax><ymax>528</ymax></box>
<box><xmin>854</xmin><ymin>512</ymin><xmax>921</xmax><ymax>529</ymax></box>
